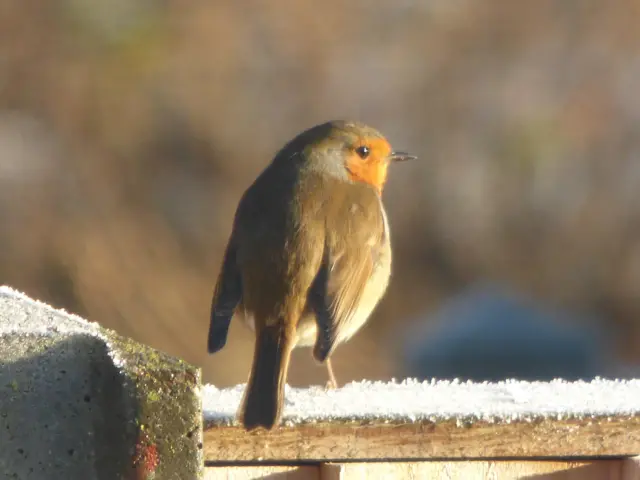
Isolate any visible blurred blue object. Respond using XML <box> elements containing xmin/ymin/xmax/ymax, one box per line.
<box><xmin>402</xmin><ymin>283</ymin><xmax>615</xmax><ymax>382</ymax></box>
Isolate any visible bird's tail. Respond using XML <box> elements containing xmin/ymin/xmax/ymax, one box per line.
<box><xmin>238</xmin><ymin>322</ymin><xmax>294</xmax><ymax>430</ymax></box>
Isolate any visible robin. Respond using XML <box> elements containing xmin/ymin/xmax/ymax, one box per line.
<box><xmin>207</xmin><ymin>120</ymin><xmax>415</xmax><ymax>430</ymax></box>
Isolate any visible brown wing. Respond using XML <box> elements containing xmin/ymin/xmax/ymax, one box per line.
<box><xmin>308</xmin><ymin>182</ymin><xmax>386</xmax><ymax>362</ymax></box>
<box><xmin>208</xmin><ymin>236</ymin><xmax>243</xmax><ymax>353</ymax></box>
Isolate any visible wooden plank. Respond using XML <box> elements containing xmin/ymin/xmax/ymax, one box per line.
<box><xmin>622</xmin><ymin>456</ymin><xmax>640</xmax><ymax>480</ymax></box>
<box><xmin>204</xmin><ymin>465</ymin><xmax>319</xmax><ymax>480</ymax></box>
<box><xmin>322</xmin><ymin>460</ymin><xmax>625</xmax><ymax>480</ymax></box>
<box><xmin>202</xmin><ymin>460</ymin><xmax>640</xmax><ymax>480</ymax></box>
<box><xmin>203</xmin><ymin>416</ymin><xmax>640</xmax><ymax>462</ymax></box>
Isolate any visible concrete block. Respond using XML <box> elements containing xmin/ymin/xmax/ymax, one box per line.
<box><xmin>0</xmin><ymin>286</ymin><xmax>202</xmax><ymax>479</ymax></box>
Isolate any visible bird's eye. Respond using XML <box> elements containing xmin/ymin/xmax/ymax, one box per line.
<box><xmin>355</xmin><ymin>145</ymin><xmax>370</xmax><ymax>159</ymax></box>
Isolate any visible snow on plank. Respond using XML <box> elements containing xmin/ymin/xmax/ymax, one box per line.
<box><xmin>203</xmin><ymin>379</ymin><xmax>640</xmax><ymax>461</ymax></box>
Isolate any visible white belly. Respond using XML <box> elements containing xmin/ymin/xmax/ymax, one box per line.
<box><xmin>295</xmin><ymin>202</ymin><xmax>392</xmax><ymax>348</ymax></box>
<box><xmin>335</xmin><ymin>205</ymin><xmax>391</xmax><ymax>343</ymax></box>
<box><xmin>244</xmin><ymin>202</ymin><xmax>392</xmax><ymax>350</ymax></box>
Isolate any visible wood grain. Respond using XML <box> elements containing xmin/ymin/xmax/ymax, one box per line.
<box><xmin>622</xmin><ymin>456</ymin><xmax>640</xmax><ymax>480</ymax></box>
<box><xmin>204</xmin><ymin>416</ymin><xmax>640</xmax><ymax>462</ymax></box>
<box><xmin>321</xmin><ymin>460</ymin><xmax>629</xmax><ymax>480</ymax></box>
<box><xmin>203</xmin><ymin>459</ymin><xmax>640</xmax><ymax>480</ymax></box>
<box><xmin>204</xmin><ymin>466</ymin><xmax>319</xmax><ymax>480</ymax></box>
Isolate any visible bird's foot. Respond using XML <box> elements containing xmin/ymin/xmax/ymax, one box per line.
<box><xmin>325</xmin><ymin>378</ymin><xmax>338</xmax><ymax>390</ymax></box>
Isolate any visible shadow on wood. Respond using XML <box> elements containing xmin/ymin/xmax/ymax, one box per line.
<box><xmin>203</xmin><ymin>465</ymin><xmax>320</xmax><ymax>479</ymax></box>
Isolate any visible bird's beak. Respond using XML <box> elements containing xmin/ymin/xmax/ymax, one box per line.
<box><xmin>388</xmin><ymin>151</ymin><xmax>417</xmax><ymax>162</ymax></box>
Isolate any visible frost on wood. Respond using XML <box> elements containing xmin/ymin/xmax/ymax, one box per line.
<box><xmin>203</xmin><ymin>378</ymin><xmax>640</xmax><ymax>426</ymax></box>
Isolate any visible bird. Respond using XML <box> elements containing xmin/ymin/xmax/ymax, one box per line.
<box><xmin>207</xmin><ymin>120</ymin><xmax>415</xmax><ymax>431</ymax></box>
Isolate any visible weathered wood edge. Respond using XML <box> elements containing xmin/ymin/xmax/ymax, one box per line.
<box><xmin>204</xmin><ymin>458</ymin><xmax>640</xmax><ymax>480</ymax></box>
<box><xmin>203</xmin><ymin>415</ymin><xmax>640</xmax><ymax>462</ymax></box>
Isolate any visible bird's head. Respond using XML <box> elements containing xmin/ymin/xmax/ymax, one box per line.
<box><xmin>278</xmin><ymin>120</ymin><xmax>415</xmax><ymax>193</ymax></box>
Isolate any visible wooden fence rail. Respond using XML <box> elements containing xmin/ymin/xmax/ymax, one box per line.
<box><xmin>202</xmin><ymin>381</ymin><xmax>640</xmax><ymax>479</ymax></box>
<box><xmin>2</xmin><ymin>286</ymin><xmax>639</xmax><ymax>479</ymax></box>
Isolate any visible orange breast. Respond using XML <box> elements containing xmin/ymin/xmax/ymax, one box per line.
<box><xmin>346</xmin><ymin>160</ymin><xmax>389</xmax><ymax>193</ymax></box>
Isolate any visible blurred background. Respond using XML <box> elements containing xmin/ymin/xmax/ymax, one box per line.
<box><xmin>2</xmin><ymin>0</ymin><xmax>640</xmax><ymax>386</ymax></box>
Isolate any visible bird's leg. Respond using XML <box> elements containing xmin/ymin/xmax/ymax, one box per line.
<box><xmin>325</xmin><ymin>358</ymin><xmax>338</xmax><ymax>389</ymax></box>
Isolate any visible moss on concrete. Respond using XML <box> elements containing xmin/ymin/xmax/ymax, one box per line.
<box><xmin>0</xmin><ymin>287</ymin><xmax>203</xmax><ymax>479</ymax></box>
<box><xmin>103</xmin><ymin>331</ymin><xmax>203</xmax><ymax>479</ymax></box>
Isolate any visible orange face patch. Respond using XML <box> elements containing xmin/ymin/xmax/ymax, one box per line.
<box><xmin>345</xmin><ymin>137</ymin><xmax>393</xmax><ymax>193</ymax></box>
